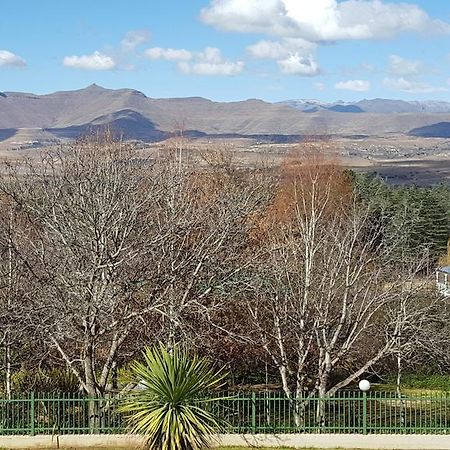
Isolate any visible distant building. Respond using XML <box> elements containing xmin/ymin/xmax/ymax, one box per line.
<box><xmin>436</xmin><ymin>266</ymin><xmax>450</xmax><ymax>297</ymax></box>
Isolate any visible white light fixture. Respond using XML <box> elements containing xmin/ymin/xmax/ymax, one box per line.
<box><xmin>358</xmin><ymin>379</ymin><xmax>371</xmax><ymax>392</ymax></box>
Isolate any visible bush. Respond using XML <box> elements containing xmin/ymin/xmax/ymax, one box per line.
<box><xmin>5</xmin><ymin>369</ymin><xmax>80</xmax><ymax>394</ymax></box>
<box><xmin>120</xmin><ymin>345</ymin><xmax>227</xmax><ymax>450</ymax></box>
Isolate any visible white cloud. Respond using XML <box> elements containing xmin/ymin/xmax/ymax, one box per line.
<box><xmin>201</xmin><ymin>0</ymin><xmax>450</xmax><ymax>77</ymax></box>
<box><xmin>121</xmin><ymin>30</ymin><xmax>150</xmax><ymax>51</ymax></box>
<box><xmin>247</xmin><ymin>38</ymin><xmax>315</xmax><ymax>59</ymax></box>
<box><xmin>341</xmin><ymin>62</ymin><xmax>377</xmax><ymax>76</ymax></box>
<box><xmin>146</xmin><ymin>45</ymin><xmax>243</xmax><ymax>76</ymax></box>
<box><xmin>278</xmin><ymin>54</ymin><xmax>320</xmax><ymax>76</ymax></box>
<box><xmin>247</xmin><ymin>40</ymin><xmax>290</xmax><ymax>60</ymax></box>
<box><xmin>335</xmin><ymin>79</ymin><xmax>370</xmax><ymax>91</ymax></box>
<box><xmin>383</xmin><ymin>77</ymin><xmax>447</xmax><ymax>93</ymax></box>
<box><xmin>144</xmin><ymin>47</ymin><xmax>192</xmax><ymax>61</ymax></box>
<box><xmin>179</xmin><ymin>47</ymin><xmax>244</xmax><ymax>75</ymax></box>
<box><xmin>197</xmin><ymin>47</ymin><xmax>222</xmax><ymax>63</ymax></box>
<box><xmin>0</xmin><ymin>50</ymin><xmax>26</xmax><ymax>67</ymax></box>
<box><xmin>63</xmin><ymin>51</ymin><xmax>116</xmax><ymax>70</ymax></box>
<box><xmin>179</xmin><ymin>60</ymin><xmax>244</xmax><ymax>75</ymax></box>
<box><xmin>361</xmin><ymin>63</ymin><xmax>376</xmax><ymax>73</ymax></box>
<box><xmin>313</xmin><ymin>82</ymin><xmax>326</xmax><ymax>91</ymax></box>
<box><xmin>388</xmin><ymin>55</ymin><xmax>422</xmax><ymax>76</ymax></box>
<box><xmin>201</xmin><ymin>0</ymin><xmax>450</xmax><ymax>41</ymax></box>
<box><xmin>201</xmin><ymin>0</ymin><xmax>287</xmax><ymax>35</ymax></box>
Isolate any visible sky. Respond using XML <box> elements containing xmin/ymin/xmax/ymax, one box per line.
<box><xmin>1</xmin><ymin>0</ymin><xmax>449</xmax><ymax>102</ymax></box>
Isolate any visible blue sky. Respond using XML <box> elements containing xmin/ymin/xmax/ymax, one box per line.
<box><xmin>1</xmin><ymin>0</ymin><xmax>449</xmax><ymax>102</ymax></box>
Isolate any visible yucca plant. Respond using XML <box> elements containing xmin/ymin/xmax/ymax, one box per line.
<box><xmin>119</xmin><ymin>345</ymin><xmax>228</xmax><ymax>450</ymax></box>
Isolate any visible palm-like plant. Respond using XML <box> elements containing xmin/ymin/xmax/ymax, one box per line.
<box><xmin>119</xmin><ymin>345</ymin><xmax>227</xmax><ymax>450</ymax></box>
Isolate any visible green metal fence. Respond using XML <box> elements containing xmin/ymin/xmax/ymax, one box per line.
<box><xmin>216</xmin><ymin>391</ymin><xmax>450</xmax><ymax>434</ymax></box>
<box><xmin>0</xmin><ymin>392</ymin><xmax>123</xmax><ymax>435</ymax></box>
<box><xmin>0</xmin><ymin>391</ymin><xmax>449</xmax><ymax>435</ymax></box>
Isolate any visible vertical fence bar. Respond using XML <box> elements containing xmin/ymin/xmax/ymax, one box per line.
<box><xmin>251</xmin><ymin>392</ymin><xmax>256</xmax><ymax>434</ymax></box>
<box><xmin>30</xmin><ymin>392</ymin><xmax>35</xmax><ymax>436</ymax></box>
<box><xmin>362</xmin><ymin>391</ymin><xmax>367</xmax><ymax>435</ymax></box>
<box><xmin>1</xmin><ymin>390</ymin><xmax>449</xmax><ymax>436</ymax></box>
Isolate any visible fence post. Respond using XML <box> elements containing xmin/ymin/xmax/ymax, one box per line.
<box><xmin>362</xmin><ymin>392</ymin><xmax>367</xmax><ymax>435</ymax></box>
<box><xmin>30</xmin><ymin>392</ymin><xmax>35</xmax><ymax>436</ymax></box>
<box><xmin>251</xmin><ymin>392</ymin><xmax>256</xmax><ymax>434</ymax></box>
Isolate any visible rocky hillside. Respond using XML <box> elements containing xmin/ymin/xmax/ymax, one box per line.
<box><xmin>1</xmin><ymin>85</ymin><xmax>450</xmax><ymax>146</ymax></box>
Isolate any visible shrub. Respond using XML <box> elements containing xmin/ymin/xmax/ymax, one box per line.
<box><xmin>120</xmin><ymin>345</ymin><xmax>227</xmax><ymax>450</ymax></box>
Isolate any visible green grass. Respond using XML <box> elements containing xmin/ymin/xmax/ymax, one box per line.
<box><xmin>376</xmin><ymin>373</ymin><xmax>450</xmax><ymax>393</ymax></box>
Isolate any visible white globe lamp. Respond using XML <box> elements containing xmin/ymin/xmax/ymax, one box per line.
<box><xmin>358</xmin><ymin>379</ymin><xmax>371</xmax><ymax>392</ymax></box>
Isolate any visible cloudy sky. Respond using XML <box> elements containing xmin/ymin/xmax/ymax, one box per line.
<box><xmin>1</xmin><ymin>0</ymin><xmax>449</xmax><ymax>102</ymax></box>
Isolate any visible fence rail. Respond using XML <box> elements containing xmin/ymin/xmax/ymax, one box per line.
<box><xmin>0</xmin><ymin>391</ymin><xmax>449</xmax><ymax>435</ymax></box>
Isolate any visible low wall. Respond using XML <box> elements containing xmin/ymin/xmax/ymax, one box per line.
<box><xmin>219</xmin><ymin>433</ymin><xmax>450</xmax><ymax>449</ymax></box>
<box><xmin>2</xmin><ymin>433</ymin><xmax>450</xmax><ymax>449</ymax></box>
<box><xmin>0</xmin><ymin>434</ymin><xmax>142</xmax><ymax>448</ymax></box>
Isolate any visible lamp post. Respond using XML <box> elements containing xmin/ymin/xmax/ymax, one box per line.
<box><xmin>359</xmin><ymin>380</ymin><xmax>370</xmax><ymax>435</ymax></box>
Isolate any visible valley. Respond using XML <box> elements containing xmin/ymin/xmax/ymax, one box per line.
<box><xmin>0</xmin><ymin>85</ymin><xmax>449</xmax><ymax>185</ymax></box>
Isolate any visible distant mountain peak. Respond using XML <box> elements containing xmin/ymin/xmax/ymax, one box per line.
<box><xmin>409</xmin><ymin>122</ymin><xmax>450</xmax><ymax>138</ymax></box>
<box><xmin>279</xmin><ymin>98</ymin><xmax>450</xmax><ymax>114</ymax></box>
<box><xmin>1</xmin><ymin>86</ymin><xmax>450</xmax><ymax>146</ymax></box>
<box><xmin>86</xmin><ymin>83</ymin><xmax>105</xmax><ymax>90</ymax></box>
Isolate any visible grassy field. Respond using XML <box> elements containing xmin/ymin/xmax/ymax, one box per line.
<box><xmin>375</xmin><ymin>374</ymin><xmax>450</xmax><ymax>394</ymax></box>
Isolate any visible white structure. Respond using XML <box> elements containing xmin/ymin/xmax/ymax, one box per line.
<box><xmin>358</xmin><ymin>379</ymin><xmax>371</xmax><ymax>392</ymax></box>
<box><xmin>436</xmin><ymin>266</ymin><xmax>450</xmax><ymax>297</ymax></box>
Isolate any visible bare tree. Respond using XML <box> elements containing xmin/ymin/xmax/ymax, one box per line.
<box><xmin>0</xmin><ymin>136</ymin><xmax>165</xmax><ymax>405</ymax></box>
<box><xmin>0</xmin><ymin>136</ymin><xmax>270</xmax><ymax>407</ymax></box>
<box><xmin>0</xmin><ymin>200</ymin><xmax>22</xmax><ymax>397</ymax></box>
<box><xmin>146</xmin><ymin>144</ymin><xmax>270</xmax><ymax>349</ymax></box>
<box><xmin>1</xmin><ymin>133</ymin><xmax>445</xmax><ymax>434</ymax></box>
<box><xmin>228</xmin><ymin>146</ymin><xmax>440</xmax><ymax>426</ymax></box>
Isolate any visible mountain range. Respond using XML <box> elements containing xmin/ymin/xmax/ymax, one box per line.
<box><xmin>278</xmin><ymin>98</ymin><xmax>450</xmax><ymax>114</ymax></box>
<box><xmin>1</xmin><ymin>84</ymin><xmax>450</xmax><ymax>147</ymax></box>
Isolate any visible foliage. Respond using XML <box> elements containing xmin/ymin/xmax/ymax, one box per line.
<box><xmin>0</xmin><ymin>136</ymin><xmax>449</xmax><ymax>403</ymax></box>
<box><xmin>120</xmin><ymin>345</ymin><xmax>227</xmax><ymax>450</ymax></box>
<box><xmin>218</xmin><ymin>151</ymin><xmax>447</xmax><ymax>424</ymax></box>
<box><xmin>5</xmin><ymin>368</ymin><xmax>79</xmax><ymax>393</ymax></box>
<box><xmin>352</xmin><ymin>173</ymin><xmax>450</xmax><ymax>263</ymax></box>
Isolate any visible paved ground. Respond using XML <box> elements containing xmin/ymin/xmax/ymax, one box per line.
<box><xmin>2</xmin><ymin>433</ymin><xmax>450</xmax><ymax>449</ymax></box>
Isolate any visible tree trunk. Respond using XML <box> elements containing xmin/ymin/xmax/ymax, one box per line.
<box><xmin>396</xmin><ymin>351</ymin><xmax>406</xmax><ymax>427</ymax></box>
<box><xmin>316</xmin><ymin>377</ymin><xmax>328</xmax><ymax>428</ymax></box>
<box><xmin>292</xmin><ymin>391</ymin><xmax>309</xmax><ymax>428</ymax></box>
<box><xmin>87</xmin><ymin>398</ymin><xmax>101</xmax><ymax>434</ymax></box>
<box><xmin>84</xmin><ymin>342</ymin><xmax>101</xmax><ymax>433</ymax></box>
<box><xmin>5</xmin><ymin>340</ymin><xmax>11</xmax><ymax>400</ymax></box>
<box><xmin>5</xmin><ymin>207</ymin><xmax>13</xmax><ymax>400</ymax></box>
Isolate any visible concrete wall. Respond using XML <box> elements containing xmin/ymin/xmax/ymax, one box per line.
<box><xmin>0</xmin><ymin>434</ymin><xmax>143</xmax><ymax>448</ymax></box>
<box><xmin>219</xmin><ymin>433</ymin><xmax>450</xmax><ymax>449</ymax></box>
<box><xmin>2</xmin><ymin>433</ymin><xmax>450</xmax><ymax>449</ymax></box>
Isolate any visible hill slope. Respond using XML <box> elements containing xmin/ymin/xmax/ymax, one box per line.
<box><xmin>1</xmin><ymin>85</ymin><xmax>450</xmax><ymax>145</ymax></box>
<box><xmin>409</xmin><ymin>122</ymin><xmax>450</xmax><ymax>138</ymax></box>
